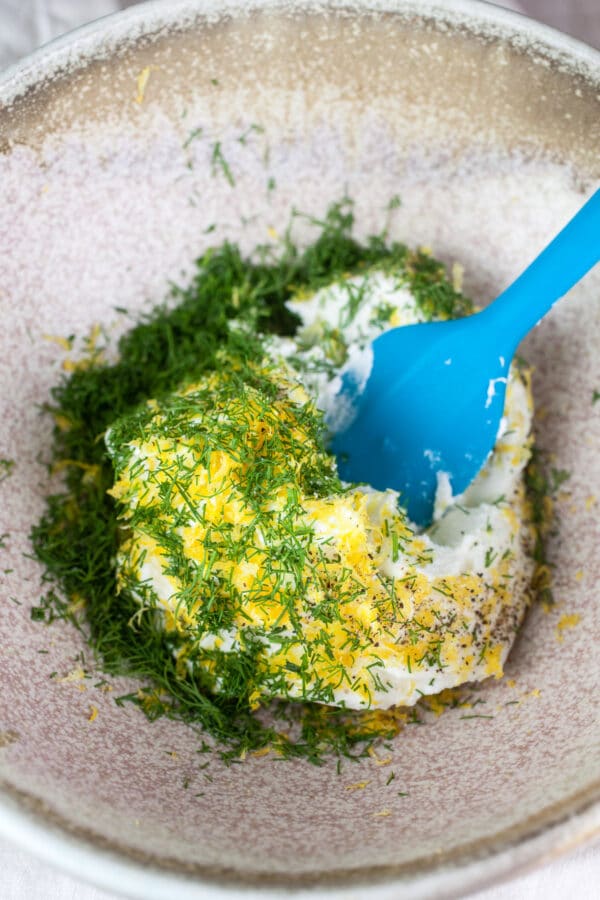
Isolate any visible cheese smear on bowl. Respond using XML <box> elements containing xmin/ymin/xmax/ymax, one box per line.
<box><xmin>106</xmin><ymin>266</ymin><xmax>535</xmax><ymax>711</ymax></box>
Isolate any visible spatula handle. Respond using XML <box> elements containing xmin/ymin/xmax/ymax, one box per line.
<box><xmin>483</xmin><ymin>187</ymin><xmax>600</xmax><ymax>349</ymax></box>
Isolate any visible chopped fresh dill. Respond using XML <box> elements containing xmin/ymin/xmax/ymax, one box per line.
<box><xmin>211</xmin><ymin>142</ymin><xmax>235</xmax><ymax>187</ymax></box>
<box><xmin>550</xmin><ymin>467</ymin><xmax>571</xmax><ymax>492</ymax></box>
<box><xmin>523</xmin><ymin>446</ymin><xmax>567</xmax><ymax>607</ymax></box>
<box><xmin>183</xmin><ymin>127</ymin><xmax>203</xmax><ymax>150</ymax></box>
<box><xmin>0</xmin><ymin>459</ymin><xmax>15</xmax><ymax>482</ymax></box>
<box><xmin>238</xmin><ymin>123</ymin><xmax>264</xmax><ymax>145</ymax></box>
<box><xmin>29</xmin><ymin>200</ymin><xmax>534</xmax><ymax>762</ymax></box>
<box><xmin>484</xmin><ymin>548</ymin><xmax>497</xmax><ymax>568</ymax></box>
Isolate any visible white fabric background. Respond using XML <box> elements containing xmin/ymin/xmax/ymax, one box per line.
<box><xmin>1</xmin><ymin>2</ymin><xmax>599</xmax><ymax>898</ymax></box>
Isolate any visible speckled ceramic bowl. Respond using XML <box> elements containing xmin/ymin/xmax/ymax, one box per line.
<box><xmin>1</xmin><ymin>1</ymin><xmax>599</xmax><ymax>898</ymax></box>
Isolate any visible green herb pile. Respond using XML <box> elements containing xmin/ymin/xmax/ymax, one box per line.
<box><xmin>30</xmin><ymin>202</ymin><xmax>485</xmax><ymax>763</ymax></box>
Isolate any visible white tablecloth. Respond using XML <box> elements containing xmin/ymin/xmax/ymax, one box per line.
<box><xmin>2</xmin><ymin>2</ymin><xmax>599</xmax><ymax>898</ymax></box>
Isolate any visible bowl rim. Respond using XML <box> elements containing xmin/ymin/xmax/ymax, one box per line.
<box><xmin>1</xmin><ymin>1</ymin><xmax>599</xmax><ymax>898</ymax></box>
<box><xmin>2</xmin><ymin>0</ymin><xmax>600</xmax><ymax>106</ymax></box>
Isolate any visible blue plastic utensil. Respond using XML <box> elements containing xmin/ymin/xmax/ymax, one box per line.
<box><xmin>331</xmin><ymin>188</ymin><xmax>600</xmax><ymax>526</ymax></box>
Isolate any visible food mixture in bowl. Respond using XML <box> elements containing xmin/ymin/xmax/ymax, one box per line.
<box><xmin>32</xmin><ymin>204</ymin><xmax>540</xmax><ymax>752</ymax></box>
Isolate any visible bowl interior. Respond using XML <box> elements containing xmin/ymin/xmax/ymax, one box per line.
<box><xmin>1</xmin><ymin>2</ymin><xmax>600</xmax><ymax>896</ymax></box>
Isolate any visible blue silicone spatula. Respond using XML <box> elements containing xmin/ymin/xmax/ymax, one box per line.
<box><xmin>331</xmin><ymin>188</ymin><xmax>600</xmax><ymax>527</ymax></box>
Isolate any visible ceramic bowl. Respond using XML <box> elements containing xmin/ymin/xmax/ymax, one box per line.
<box><xmin>1</xmin><ymin>2</ymin><xmax>599</xmax><ymax>898</ymax></box>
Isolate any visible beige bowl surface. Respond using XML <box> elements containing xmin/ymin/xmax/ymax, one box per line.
<box><xmin>1</xmin><ymin>2</ymin><xmax>599</xmax><ymax>897</ymax></box>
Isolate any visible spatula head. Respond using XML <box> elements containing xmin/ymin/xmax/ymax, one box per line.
<box><xmin>330</xmin><ymin>316</ymin><xmax>510</xmax><ymax>526</ymax></box>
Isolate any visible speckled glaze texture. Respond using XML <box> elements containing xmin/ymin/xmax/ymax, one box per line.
<box><xmin>0</xmin><ymin>2</ymin><xmax>599</xmax><ymax>898</ymax></box>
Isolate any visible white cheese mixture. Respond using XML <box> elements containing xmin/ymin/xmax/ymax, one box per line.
<box><xmin>107</xmin><ymin>266</ymin><xmax>535</xmax><ymax>711</ymax></box>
